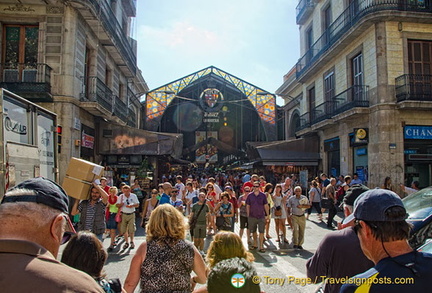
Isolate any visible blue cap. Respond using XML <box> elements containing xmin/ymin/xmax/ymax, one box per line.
<box><xmin>353</xmin><ymin>188</ymin><xmax>407</xmax><ymax>222</ymax></box>
<box><xmin>2</xmin><ymin>177</ymin><xmax>69</xmax><ymax>213</ymax></box>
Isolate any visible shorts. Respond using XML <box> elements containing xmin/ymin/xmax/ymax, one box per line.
<box><xmin>193</xmin><ymin>225</ymin><xmax>206</xmax><ymax>239</ymax></box>
<box><xmin>248</xmin><ymin>217</ymin><xmax>265</xmax><ymax>234</ymax></box>
<box><xmin>106</xmin><ymin>213</ymin><xmax>118</xmax><ymax>230</ymax></box>
<box><xmin>120</xmin><ymin>213</ymin><xmax>136</xmax><ymax>235</ymax></box>
<box><xmin>240</xmin><ymin>215</ymin><xmax>248</xmax><ymax>229</ymax></box>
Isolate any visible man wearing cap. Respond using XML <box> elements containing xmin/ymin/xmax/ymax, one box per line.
<box><xmin>287</xmin><ymin>186</ymin><xmax>311</xmax><ymax>250</ymax></box>
<box><xmin>306</xmin><ymin>184</ymin><xmax>373</xmax><ymax>293</ymax></box>
<box><xmin>340</xmin><ymin>189</ymin><xmax>432</xmax><ymax>292</ymax></box>
<box><xmin>0</xmin><ymin>177</ymin><xmax>103</xmax><ymax>292</ymax></box>
<box><xmin>71</xmin><ymin>182</ymin><xmax>108</xmax><ymax>241</ymax></box>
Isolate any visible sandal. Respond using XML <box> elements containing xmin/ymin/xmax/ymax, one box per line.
<box><xmin>249</xmin><ymin>246</ymin><xmax>257</xmax><ymax>250</ymax></box>
<box><xmin>259</xmin><ymin>248</ymin><xmax>266</xmax><ymax>253</ymax></box>
<box><xmin>130</xmin><ymin>242</ymin><xmax>135</xmax><ymax>249</ymax></box>
<box><xmin>123</xmin><ymin>243</ymin><xmax>129</xmax><ymax>249</ymax></box>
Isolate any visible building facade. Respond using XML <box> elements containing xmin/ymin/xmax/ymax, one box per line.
<box><xmin>277</xmin><ymin>0</ymin><xmax>432</xmax><ymax>189</ymax></box>
<box><xmin>0</xmin><ymin>0</ymin><xmax>147</xmax><ymax>182</ymax></box>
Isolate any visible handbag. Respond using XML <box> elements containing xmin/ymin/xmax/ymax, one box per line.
<box><xmin>274</xmin><ymin>206</ymin><xmax>283</xmax><ymax>217</ymax></box>
<box><xmin>320</xmin><ymin>198</ymin><xmax>332</xmax><ymax>209</ymax></box>
<box><xmin>115</xmin><ymin>212</ymin><xmax>122</xmax><ymax>223</ymax></box>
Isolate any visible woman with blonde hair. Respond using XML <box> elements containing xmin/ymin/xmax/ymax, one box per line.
<box><xmin>124</xmin><ymin>204</ymin><xmax>207</xmax><ymax>293</ymax></box>
<box><xmin>206</xmin><ymin>231</ymin><xmax>254</xmax><ymax>269</ymax></box>
<box><xmin>193</xmin><ymin>231</ymin><xmax>255</xmax><ymax>293</ymax></box>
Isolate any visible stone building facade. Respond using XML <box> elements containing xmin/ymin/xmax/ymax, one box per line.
<box><xmin>277</xmin><ymin>0</ymin><xmax>432</xmax><ymax>189</ymax></box>
<box><xmin>0</xmin><ymin>0</ymin><xmax>147</xmax><ymax>182</ymax></box>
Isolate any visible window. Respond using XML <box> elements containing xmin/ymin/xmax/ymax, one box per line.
<box><xmin>352</xmin><ymin>53</ymin><xmax>364</xmax><ymax>101</ymax></box>
<box><xmin>308</xmin><ymin>86</ymin><xmax>316</xmax><ymax>121</ymax></box>
<box><xmin>306</xmin><ymin>26</ymin><xmax>313</xmax><ymax>63</ymax></box>
<box><xmin>3</xmin><ymin>25</ymin><xmax>38</xmax><ymax>81</ymax></box>
<box><xmin>323</xmin><ymin>5</ymin><xmax>332</xmax><ymax>45</ymax></box>
<box><xmin>324</xmin><ymin>71</ymin><xmax>335</xmax><ymax>113</ymax></box>
<box><xmin>407</xmin><ymin>40</ymin><xmax>432</xmax><ymax>99</ymax></box>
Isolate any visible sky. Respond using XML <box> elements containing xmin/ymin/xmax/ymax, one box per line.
<box><xmin>134</xmin><ymin>0</ymin><xmax>300</xmax><ymax>105</ymax></box>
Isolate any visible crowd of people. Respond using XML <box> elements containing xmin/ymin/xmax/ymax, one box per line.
<box><xmin>0</xmin><ymin>170</ymin><xmax>430</xmax><ymax>293</ymax></box>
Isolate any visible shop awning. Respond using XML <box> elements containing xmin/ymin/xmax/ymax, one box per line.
<box><xmin>246</xmin><ymin>138</ymin><xmax>320</xmax><ymax>166</ymax></box>
<box><xmin>99</xmin><ymin>122</ymin><xmax>183</xmax><ymax>158</ymax></box>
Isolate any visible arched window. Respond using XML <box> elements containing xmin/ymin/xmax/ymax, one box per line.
<box><xmin>289</xmin><ymin>110</ymin><xmax>300</xmax><ymax>138</ymax></box>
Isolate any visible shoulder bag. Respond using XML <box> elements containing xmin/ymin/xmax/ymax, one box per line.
<box><xmin>189</xmin><ymin>202</ymin><xmax>206</xmax><ymax>230</ymax></box>
<box><xmin>115</xmin><ymin>195</ymin><xmax>123</xmax><ymax>223</ymax></box>
<box><xmin>141</xmin><ymin>199</ymin><xmax>159</xmax><ymax>228</ymax></box>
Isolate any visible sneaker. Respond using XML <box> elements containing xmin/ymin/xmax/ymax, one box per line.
<box><xmin>123</xmin><ymin>243</ymin><xmax>129</xmax><ymax>249</ymax></box>
<box><xmin>297</xmin><ymin>245</ymin><xmax>304</xmax><ymax>250</ymax></box>
<box><xmin>130</xmin><ymin>242</ymin><xmax>135</xmax><ymax>249</ymax></box>
<box><xmin>293</xmin><ymin>245</ymin><xmax>298</xmax><ymax>249</ymax></box>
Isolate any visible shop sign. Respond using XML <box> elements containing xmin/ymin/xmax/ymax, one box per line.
<box><xmin>404</xmin><ymin>126</ymin><xmax>432</xmax><ymax>140</ymax></box>
<box><xmin>404</xmin><ymin>149</ymin><xmax>417</xmax><ymax>154</ymax></box>
<box><xmin>353</xmin><ymin>128</ymin><xmax>368</xmax><ymax>145</ymax></box>
<box><xmin>203</xmin><ymin>112</ymin><xmax>219</xmax><ymax>123</ymax></box>
<box><xmin>356</xmin><ymin>148</ymin><xmax>367</xmax><ymax>156</ymax></box>
<box><xmin>81</xmin><ymin>131</ymin><xmax>94</xmax><ymax>149</ymax></box>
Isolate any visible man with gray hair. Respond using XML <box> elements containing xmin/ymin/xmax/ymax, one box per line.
<box><xmin>0</xmin><ymin>177</ymin><xmax>103</xmax><ymax>292</ymax></box>
<box><xmin>287</xmin><ymin>186</ymin><xmax>310</xmax><ymax>249</ymax></box>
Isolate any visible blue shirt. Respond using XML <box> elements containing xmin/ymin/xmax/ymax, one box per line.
<box><xmin>159</xmin><ymin>193</ymin><xmax>170</xmax><ymax>205</ymax></box>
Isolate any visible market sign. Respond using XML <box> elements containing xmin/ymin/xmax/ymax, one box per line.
<box><xmin>404</xmin><ymin>126</ymin><xmax>432</xmax><ymax>140</ymax></box>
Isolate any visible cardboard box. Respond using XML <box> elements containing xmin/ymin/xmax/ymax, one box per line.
<box><xmin>66</xmin><ymin>158</ymin><xmax>104</xmax><ymax>182</ymax></box>
<box><xmin>62</xmin><ymin>176</ymin><xmax>92</xmax><ymax>200</ymax></box>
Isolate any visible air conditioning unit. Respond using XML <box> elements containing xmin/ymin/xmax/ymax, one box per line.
<box><xmin>3</xmin><ymin>69</ymin><xmax>19</xmax><ymax>82</ymax></box>
<box><xmin>22</xmin><ymin>69</ymin><xmax>37</xmax><ymax>82</ymax></box>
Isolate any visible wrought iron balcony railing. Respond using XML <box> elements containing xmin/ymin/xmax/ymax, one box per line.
<box><xmin>311</xmin><ymin>101</ymin><xmax>334</xmax><ymax>125</ymax></box>
<box><xmin>333</xmin><ymin>85</ymin><xmax>369</xmax><ymax>115</ymax></box>
<box><xmin>0</xmin><ymin>63</ymin><xmax>52</xmax><ymax>101</ymax></box>
<box><xmin>113</xmin><ymin>95</ymin><xmax>128</xmax><ymax>123</ymax></box>
<box><xmin>128</xmin><ymin>109</ymin><xmax>137</xmax><ymax>127</ymax></box>
<box><xmin>296</xmin><ymin>0</ymin><xmax>432</xmax><ymax>78</ymax></box>
<box><xmin>395</xmin><ymin>74</ymin><xmax>432</xmax><ymax>102</ymax></box>
<box><xmin>85</xmin><ymin>76</ymin><xmax>113</xmax><ymax>113</ymax></box>
<box><xmin>298</xmin><ymin>112</ymin><xmax>310</xmax><ymax>131</ymax></box>
<box><xmin>297</xmin><ymin>85</ymin><xmax>369</xmax><ymax>130</ymax></box>
<box><xmin>296</xmin><ymin>0</ymin><xmax>315</xmax><ymax>24</ymax></box>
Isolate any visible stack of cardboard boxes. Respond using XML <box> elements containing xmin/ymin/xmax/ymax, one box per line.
<box><xmin>62</xmin><ymin>158</ymin><xmax>104</xmax><ymax>200</ymax></box>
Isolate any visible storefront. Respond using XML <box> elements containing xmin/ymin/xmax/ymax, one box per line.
<box><xmin>404</xmin><ymin>125</ymin><xmax>432</xmax><ymax>188</ymax></box>
<box><xmin>350</xmin><ymin>128</ymin><xmax>369</xmax><ymax>184</ymax></box>
<box><xmin>324</xmin><ymin>137</ymin><xmax>340</xmax><ymax>178</ymax></box>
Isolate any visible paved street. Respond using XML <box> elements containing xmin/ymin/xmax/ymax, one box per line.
<box><xmin>59</xmin><ymin>211</ymin><xmax>344</xmax><ymax>293</ymax></box>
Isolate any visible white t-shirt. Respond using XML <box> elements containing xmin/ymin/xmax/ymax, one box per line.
<box><xmin>175</xmin><ymin>182</ymin><xmax>186</xmax><ymax>201</ymax></box>
<box><xmin>117</xmin><ymin>193</ymin><xmax>139</xmax><ymax>213</ymax></box>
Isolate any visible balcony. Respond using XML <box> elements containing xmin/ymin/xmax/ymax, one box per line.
<box><xmin>122</xmin><ymin>0</ymin><xmax>137</xmax><ymax>17</ymax></box>
<box><xmin>311</xmin><ymin>101</ymin><xmax>334</xmax><ymax>125</ymax></box>
<box><xmin>296</xmin><ymin>0</ymin><xmax>432</xmax><ymax>79</ymax></box>
<box><xmin>127</xmin><ymin>109</ymin><xmax>137</xmax><ymax>128</ymax></box>
<box><xmin>80</xmin><ymin>76</ymin><xmax>113</xmax><ymax>117</ymax></box>
<box><xmin>296</xmin><ymin>0</ymin><xmax>315</xmax><ymax>25</ymax></box>
<box><xmin>71</xmin><ymin>0</ymin><xmax>137</xmax><ymax>75</ymax></box>
<box><xmin>333</xmin><ymin>85</ymin><xmax>369</xmax><ymax>115</ymax></box>
<box><xmin>395</xmin><ymin>74</ymin><xmax>432</xmax><ymax>102</ymax></box>
<box><xmin>113</xmin><ymin>95</ymin><xmax>128</xmax><ymax>123</ymax></box>
<box><xmin>298</xmin><ymin>112</ymin><xmax>310</xmax><ymax>131</ymax></box>
<box><xmin>298</xmin><ymin>85</ymin><xmax>369</xmax><ymax>131</ymax></box>
<box><xmin>0</xmin><ymin>63</ymin><xmax>52</xmax><ymax>102</ymax></box>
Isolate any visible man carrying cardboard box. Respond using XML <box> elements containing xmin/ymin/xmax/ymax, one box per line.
<box><xmin>71</xmin><ymin>182</ymin><xmax>108</xmax><ymax>241</ymax></box>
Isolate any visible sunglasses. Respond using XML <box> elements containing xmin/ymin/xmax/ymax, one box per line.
<box><xmin>151</xmin><ymin>192</ymin><xmax>158</xmax><ymax>194</ymax></box>
<box><xmin>61</xmin><ymin>215</ymin><xmax>76</xmax><ymax>245</ymax></box>
<box><xmin>126</xmin><ymin>199</ymin><xmax>130</xmax><ymax>205</ymax></box>
<box><xmin>172</xmin><ymin>191</ymin><xmax>178</xmax><ymax>193</ymax></box>
<box><xmin>253</xmin><ymin>185</ymin><xmax>260</xmax><ymax>187</ymax></box>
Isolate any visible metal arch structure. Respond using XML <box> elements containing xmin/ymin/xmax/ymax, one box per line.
<box><xmin>144</xmin><ymin>66</ymin><xmax>276</xmax><ymax>140</ymax></box>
